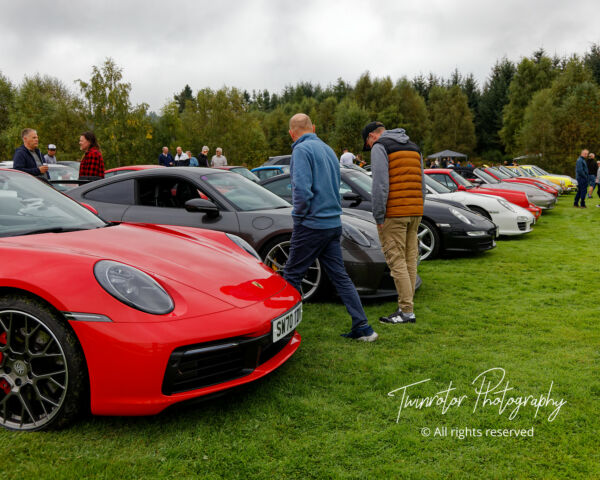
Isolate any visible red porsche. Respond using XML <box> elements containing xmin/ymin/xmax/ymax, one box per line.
<box><xmin>0</xmin><ymin>168</ymin><xmax>301</xmax><ymax>431</ymax></box>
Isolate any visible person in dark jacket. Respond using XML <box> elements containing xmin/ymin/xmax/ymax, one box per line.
<box><xmin>197</xmin><ymin>146</ymin><xmax>209</xmax><ymax>167</ymax></box>
<box><xmin>574</xmin><ymin>149</ymin><xmax>589</xmax><ymax>208</ymax></box>
<box><xmin>586</xmin><ymin>152</ymin><xmax>598</xmax><ymax>198</ymax></box>
<box><xmin>12</xmin><ymin>128</ymin><xmax>49</xmax><ymax>179</ymax></box>
<box><xmin>158</xmin><ymin>147</ymin><xmax>174</xmax><ymax>167</ymax></box>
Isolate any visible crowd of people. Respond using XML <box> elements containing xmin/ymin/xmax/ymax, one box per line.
<box><xmin>158</xmin><ymin>146</ymin><xmax>227</xmax><ymax>167</ymax></box>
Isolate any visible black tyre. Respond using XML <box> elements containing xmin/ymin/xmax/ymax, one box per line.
<box><xmin>261</xmin><ymin>238</ymin><xmax>323</xmax><ymax>301</ymax></box>
<box><xmin>418</xmin><ymin>219</ymin><xmax>441</xmax><ymax>260</ymax></box>
<box><xmin>0</xmin><ymin>295</ymin><xmax>87</xmax><ymax>431</ymax></box>
<box><xmin>467</xmin><ymin>205</ymin><xmax>492</xmax><ymax>221</ymax></box>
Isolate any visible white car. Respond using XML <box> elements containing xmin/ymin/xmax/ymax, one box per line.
<box><xmin>425</xmin><ymin>175</ymin><xmax>534</xmax><ymax>236</ymax></box>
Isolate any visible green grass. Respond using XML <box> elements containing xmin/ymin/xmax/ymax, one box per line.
<box><xmin>2</xmin><ymin>199</ymin><xmax>599</xmax><ymax>479</ymax></box>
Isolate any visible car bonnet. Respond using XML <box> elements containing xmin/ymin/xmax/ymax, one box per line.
<box><xmin>5</xmin><ymin>223</ymin><xmax>289</xmax><ymax>308</ymax></box>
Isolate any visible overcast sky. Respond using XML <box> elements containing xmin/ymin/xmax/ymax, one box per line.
<box><xmin>1</xmin><ymin>0</ymin><xmax>599</xmax><ymax>112</ymax></box>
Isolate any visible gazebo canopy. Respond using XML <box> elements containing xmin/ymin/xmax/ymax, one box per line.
<box><xmin>427</xmin><ymin>149</ymin><xmax>468</xmax><ymax>159</ymax></box>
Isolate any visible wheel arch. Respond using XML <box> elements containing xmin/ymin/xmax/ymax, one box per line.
<box><xmin>0</xmin><ymin>286</ymin><xmax>91</xmax><ymax>406</ymax></box>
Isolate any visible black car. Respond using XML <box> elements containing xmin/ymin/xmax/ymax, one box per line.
<box><xmin>67</xmin><ymin>167</ymin><xmax>399</xmax><ymax>301</ymax></box>
<box><xmin>260</xmin><ymin>170</ymin><xmax>497</xmax><ymax>260</ymax></box>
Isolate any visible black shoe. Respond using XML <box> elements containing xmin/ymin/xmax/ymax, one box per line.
<box><xmin>379</xmin><ymin>310</ymin><xmax>416</xmax><ymax>324</ymax></box>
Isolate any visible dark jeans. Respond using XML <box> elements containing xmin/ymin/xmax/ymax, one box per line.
<box><xmin>283</xmin><ymin>223</ymin><xmax>369</xmax><ymax>331</ymax></box>
<box><xmin>574</xmin><ymin>179</ymin><xmax>587</xmax><ymax>206</ymax></box>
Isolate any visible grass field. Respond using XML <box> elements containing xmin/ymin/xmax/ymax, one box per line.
<box><xmin>2</xmin><ymin>198</ymin><xmax>599</xmax><ymax>479</ymax></box>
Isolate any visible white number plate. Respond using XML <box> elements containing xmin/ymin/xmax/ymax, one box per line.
<box><xmin>272</xmin><ymin>304</ymin><xmax>302</xmax><ymax>342</ymax></box>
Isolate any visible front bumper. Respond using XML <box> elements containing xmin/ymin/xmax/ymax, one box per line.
<box><xmin>440</xmin><ymin>225</ymin><xmax>497</xmax><ymax>253</ymax></box>
<box><xmin>68</xmin><ymin>284</ymin><xmax>302</xmax><ymax>416</ymax></box>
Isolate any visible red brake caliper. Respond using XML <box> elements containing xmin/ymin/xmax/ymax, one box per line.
<box><xmin>0</xmin><ymin>332</ymin><xmax>9</xmax><ymax>394</ymax></box>
<box><xmin>0</xmin><ymin>331</ymin><xmax>6</xmax><ymax>364</ymax></box>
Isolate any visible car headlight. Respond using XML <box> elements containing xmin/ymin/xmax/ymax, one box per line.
<box><xmin>450</xmin><ymin>207</ymin><xmax>473</xmax><ymax>225</ymax></box>
<box><xmin>226</xmin><ymin>233</ymin><xmax>261</xmax><ymax>261</ymax></box>
<box><xmin>466</xmin><ymin>231</ymin><xmax>487</xmax><ymax>236</ymax></box>
<box><xmin>342</xmin><ymin>223</ymin><xmax>371</xmax><ymax>247</ymax></box>
<box><xmin>497</xmin><ymin>198</ymin><xmax>516</xmax><ymax>213</ymax></box>
<box><xmin>94</xmin><ymin>260</ymin><xmax>174</xmax><ymax>314</ymax></box>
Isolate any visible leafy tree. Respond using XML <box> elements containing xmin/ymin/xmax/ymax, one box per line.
<box><xmin>0</xmin><ymin>72</ymin><xmax>15</xmax><ymax>159</ymax></box>
<box><xmin>393</xmin><ymin>79</ymin><xmax>430</xmax><ymax>147</ymax></box>
<box><xmin>314</xmin><ymin>96</ymin><xmax>338</xmax><ymax>145</ymax></box>
<box><xmin>518</xmin><ymin>58</ymin><xmax>600</xmax><ymax>173</ymax></box>
<box><xmin>77</xmin><ymin>58</ymin><xmax>153</xmax><ymax>167</ymax></box>
<box><xmin>331</xmin><ymin>99</ymin><xmax>369</xmax><ymax>155</ymax></box>
<box><xmin>584</xmin><ymin>43</ymin><xmax>600</xmax><ymax>85</ymax></box>
<box><xmin>174</xmin><ymin>84</ymin><xmax>194</xmax><ymax>113</ymax></box>
<box><xmin>477</xmin><ymin>58</ymin><xmax>516</xmax><ymax>155</ymax></box>
<box><xmin>3</xmin><ymin>75</ymin><xmax>85</xmax><ymax>161</ymax></box>
<box><xmin>500</xmin><ymin>51</ymin><xmax>558</xmax><ymax>154</ymax></box>
<box><xmin>428</xmin><ymin>85</ymin><xmax>476</xmax><ymax>155</ymax></box>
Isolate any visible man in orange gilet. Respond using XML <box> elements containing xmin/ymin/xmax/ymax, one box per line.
<box><xmin>362</xmin><ymin>121</ymin><xmax>425</xmax><ymax>324</ymax></box>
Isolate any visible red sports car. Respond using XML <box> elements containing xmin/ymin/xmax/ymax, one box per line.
<box><xmin>425</xmin><ymin>169</ymin><xmax>542</xmax><ymax>220</ymax></box>
<box><xmin>0</xmin><ymin>169</ymin><xmax>301</xmax><ymax>431</ymax></box>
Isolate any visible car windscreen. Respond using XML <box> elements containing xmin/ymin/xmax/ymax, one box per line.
<box><xmin>201</xmin><ymin>172</ymin><xmax>290</xmax><ymax>211</ymax></box>
<box><xmin>48</xmin><ymin>165</ymin><xmax>79</xmax><ymax>181</ymax></box>
<box><xmin>498</xmin><ymin>166</ymin><xmax>518</xmax><ymax>177</ymax></box>
<box><xmin>424</xmin><ymin>175</ymin><xmax>452</xmax><ymax>193</ymax></box>
<box><xmin>474</xmin><ymin>168</ymin><xmax>499</xmax><ymax>184</ymax></box>
<box><xmin>515</xmin><ymin>167</ymin><xmax>532</xmax><ymax>177</ymax></box>
<box><xmin>449</xmin><ymin>170</ymin><xmax>474</xmax><ymax>187</ymax></box>
<box><xmin>230</xmin><ymin>167</ymin><xmax>260</xmax><ymax>183</ymax></box>
<box><xmin>344</xmin><ymin>170</ymin><xmax>373</xmax><ymax>194</ymax></box>
<box><xmin>488</xmin><ymin>167</ymin><xmax>511</xmax><ymax>179</ymax></box>
<box><xmin>531</xmin><ymin>166</ymin><xmax>549</xmax><ymax>175</ymax></box>
<box><xmin>0</xmin><ymin>171</ymin><xmax>106</xmax><ymax>237</ymax></box>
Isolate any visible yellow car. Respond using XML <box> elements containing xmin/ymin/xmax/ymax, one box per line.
<box><xmin>512</xmin><ymin>165</ymin><xmax>577</xmax><ymax>192</ymax></box>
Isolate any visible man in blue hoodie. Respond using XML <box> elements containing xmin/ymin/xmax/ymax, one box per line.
<box><xmin>283</xmin><ymin>113</ymin><xmax>378</xmax><ymax>342</ymax></box>
<box><xmin>574</xmin><ymin>149</ymin><xmax>589</xmax><ymax>208</ymax></box>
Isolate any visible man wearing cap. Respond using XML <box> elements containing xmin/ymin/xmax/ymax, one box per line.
<box><xmin>284</xmin><ymin>113</ymin><xmax>378</xmax><ymax>342</ymax></box>
<box><xmin>44</xmin><ymin>144</ymin><xmax>58</xmax><ymax>164</ymax></box>
<box><xmin>362</xmin><ymin>121</ymin><xmax>425</xmax><ymax>325</ymax></box>
<box><xmin>12</xmin><ymin>128</ymin><xmax>49</xmax><ymax>179</ymax></box>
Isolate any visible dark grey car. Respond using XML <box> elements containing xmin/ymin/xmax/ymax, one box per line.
<box><xmin>67</xmin><ymin>167</ymin><xmax>398</xmax><ymax>301</ymax></box>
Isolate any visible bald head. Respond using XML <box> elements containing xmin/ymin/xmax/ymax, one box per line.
<box><xmin>289</xmin><ymin>113</ymin><xmax>314</xmax><ymax>140</ymax></box>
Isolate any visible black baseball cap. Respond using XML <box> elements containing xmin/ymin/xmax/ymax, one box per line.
<box><xmin>361</xmin><ymin>121</ymin><xmax>385</xmax><ymax>151</ymax></box>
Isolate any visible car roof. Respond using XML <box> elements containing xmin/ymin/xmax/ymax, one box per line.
<box><xmin>105</xmin><ymin>165</ymin><xmax>164</xmax><ymax>173</ymax></box>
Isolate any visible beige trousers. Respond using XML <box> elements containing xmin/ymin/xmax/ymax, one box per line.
<box><xmin>378</xmin><ymin>216</ymin><xmax>421</xmax><ymax>313</ymax></box>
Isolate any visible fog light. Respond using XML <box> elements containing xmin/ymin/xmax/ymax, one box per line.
<box><xmin>466</xmin><ymin>231</ymin><xmax>487</xmax><ymax>237</ymax></box>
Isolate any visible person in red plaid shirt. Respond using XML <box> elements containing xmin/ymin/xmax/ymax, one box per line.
<box><xmin>78</xmin><ymin>131</ymin><xmax>105</xmax><ymax>180</ymax></box>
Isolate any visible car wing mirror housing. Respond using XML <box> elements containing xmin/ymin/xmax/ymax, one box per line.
<box><xmin>185</xmin><ymin>198</ymin><xmax>220</xmax><ymax>218</ymax></box>
<box><xmin>342</xmin><ymin>191</ymin><xmax>362</xmax><ymax>206</ymax></box>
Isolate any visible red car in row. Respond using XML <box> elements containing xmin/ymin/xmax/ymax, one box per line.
<box><xmin>425</xmin><ymin>169</ymin><xmax>542</xmax><ymax>220</ymax></box>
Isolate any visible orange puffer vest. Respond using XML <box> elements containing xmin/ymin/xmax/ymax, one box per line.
<box><xmin>375</xmin><ymin>137</ymin><xmax>424</xmax><ymax>217</ymax></box>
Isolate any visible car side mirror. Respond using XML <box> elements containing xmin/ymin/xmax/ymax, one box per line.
<box><xmin>457</xmin><ymin>185</ymin><xmax>466</xmax><ymax>191</ymax></box>
<box><xmin>470</xmin><ymin>178</ymin><xmax>483</xmax><ymax>185</ymax></box>
<box><xmin>342</xmin><ymin>191</ymin><xmax>362</xmax><ymax>206</ymax></box>
<box><xmin>185</xmin><ymin>198</ymin><xmax>219</xmax><ymax>218</ymax></box>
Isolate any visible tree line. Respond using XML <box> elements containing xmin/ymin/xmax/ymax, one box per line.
<box><xmin>1</xmin><ymin>45</ymin><xmax>599</xmax><ymax>174</ymax></box>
